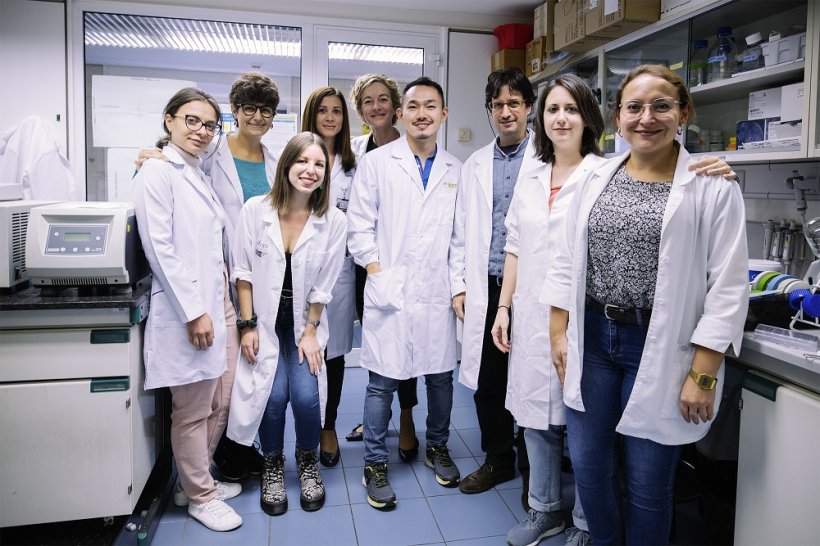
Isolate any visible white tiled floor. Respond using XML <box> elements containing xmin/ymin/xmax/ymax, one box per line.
<box><xmin>153</xmin><ymin>363</ymin><xmax>580</xmax><ymax>546</ymax></box>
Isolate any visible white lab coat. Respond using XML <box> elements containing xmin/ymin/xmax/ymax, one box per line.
<box><xmin>325</xmin><ymin>155</ymin><xmax>357</xmax><ymax>359</ymax></box>
<box><xmin>132</xmin><ymin>146</ymin><xmax>229</xmax><ymax>390</ymax></box>
<box><xmin>0</xmin><ymin>116</ymin><xmax>79</xmax><ymax>200</ymax></box>
<box><xmin>347</xmin><ymin>136</ymin><xmax>463</xmax><ymax>379</ymax></box>
<box><xmin>202</xmin><ymin>136</ymin><xmax>278</xmax><ymax>252</ymax></box>
<box><xmin>542</xmin><ymin>147</ymin><xmax>749</xmax><ymax>445</ymax></box>
<box><xmin>503</xmin><ymin>154</ymin><xmax>604</xmax><ymax>430</ymax></box>
<box><xmin>351</xmin><ymin>134</ymin><xmax>370</xmax><ymax>158</ymax></box>
<box><xmin>226</xmin><ymin>195</ymin><xmax>347</xmax><ymax>445</ymax></box>
<box><xmin>451</xmin><ymin>132</ymin><xmax>544</xmax><ymax>390</ymax></box>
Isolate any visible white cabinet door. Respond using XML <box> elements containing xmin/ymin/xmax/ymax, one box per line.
<box><xmin>0</xmin><ymin>0</ymin><xmax>67</xmax><ymax>153</ymax></box>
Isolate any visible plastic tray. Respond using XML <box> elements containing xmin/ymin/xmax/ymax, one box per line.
<box><xmin>753</xmin><ymin>324</ymin><xmax>819</xmax><ymax>351</ymax></box>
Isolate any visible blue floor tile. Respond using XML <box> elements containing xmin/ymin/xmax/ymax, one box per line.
<box><xmin>411</xmin><ymin>456</ymin><xmax>479</xmax><ymax>498</ymax></box>
<box><xmin>269</xmin><ymin>504</ymin><xmax>357</xmax><ymax>546</ymax></box>
<box><xmin>351</xmin><ymin>497</ymin><xmax>443</xmax><ymax>546</ymax></box>
<box><xmin>180</xmin><ymin>509</ymin><xmax>269</xmax><ymax>545</ymax></box>
<box><xmin>428</xmin><ymin>490</ymin><xmax>518</xmax><ymax>542</ymax></box>
<box><xmin>151</xmin><ymin>519</ymin><xmax>185</xmax><ymax>545</ymax></box>
<box><xmin>343</xmin><ymin>462</ymin><xmax>424</xmax><ymax>504</ymax></box>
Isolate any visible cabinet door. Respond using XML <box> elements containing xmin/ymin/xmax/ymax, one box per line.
<box><xmin>0</xmin><ymin>379</ymin><xmax>132</xmax><ymax>527</ymax></box>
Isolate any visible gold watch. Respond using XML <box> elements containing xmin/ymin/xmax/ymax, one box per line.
<box><xmin>688</xmin><ymin>368</ymin><xmax>718</xmax><ymax>390</ymax></box>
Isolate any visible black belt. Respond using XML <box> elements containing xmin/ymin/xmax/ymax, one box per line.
<box><xmin>586</xmin><ymin>298</ymin><xmax>651</xmax><ymax>326</ymax></box>
<box><xmin>488</xmin><ymin>275</ymin><xmax>503</xmax><ymax>287</ymax></box>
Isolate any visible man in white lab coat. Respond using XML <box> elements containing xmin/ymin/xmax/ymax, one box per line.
<box><xmin>450</xmin><ymin>68</ymin><xmax>539</xmax><ymax>499</ymax></box>
<box><xmin>347</xmin><ymin>77</ymin><xmax>463</xmax><ymax>510</ymax></box>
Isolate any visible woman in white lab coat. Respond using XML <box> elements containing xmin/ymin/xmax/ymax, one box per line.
<box><xmin>227</xmin><ymin>132</ymin><xmax>346</xmax><ymax>516</ymax></box>
<box><xmin>545</xmin><ymin>65</ymin><xmax>748</xmax><ymax>545</ymax></box>
<box><xmin>300</xmin><ymin>87</ymin><xmax>357</xmax><ymax>467</ymax></box>
<box><xmin>137</xmin><ymin>72</ymin><xmax>281</xmax><ymax>481</ymax></box>
<box><xmin>132</xmin><ymin>87</ymin><xmax>242</xmax><ymax>532</ymax></box>
<box><xmin>345</xmin><ymin>74</ymin><xmax>420</xmax><ymax>459</ymax></box>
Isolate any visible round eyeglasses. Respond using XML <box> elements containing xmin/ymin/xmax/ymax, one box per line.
<box><xmin>174</xmin><ymin>114</ymin><xmax>221</xmax><ymax>134</ymax></box>
<box><xmin>237</xmin><ymin>104</ymin><xmax>275</xmax><ymax>118</ymax></box>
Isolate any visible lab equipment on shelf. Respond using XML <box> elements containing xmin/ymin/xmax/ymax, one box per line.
<box><xmin>707</xmin><ymin>26</ymin><xmax>737</xmax><ymax>83</ymax></box>
<box><xmin>753</xmin><ymin>324</ymin><xmax>819</xmax><ymax>351</ymax></box>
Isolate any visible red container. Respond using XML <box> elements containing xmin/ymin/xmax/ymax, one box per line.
<box><xmin>493</xmin><ymin>23</ymin><xmax>534</xmax><ymax>50</ymax></box>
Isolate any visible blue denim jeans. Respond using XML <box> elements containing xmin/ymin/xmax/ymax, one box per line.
<box><xmin>567</xmin><ymin>307</ymin><xmax>682</xmax><ymax>546</ymax></box>
<box><xmin>258</xmin><ymin>301</ymin><xmax>321</xmax><ymax>454</ymax></box>
<box><xmin>363</xmin><ymin>370</ymin><xmax>453</xmax><ymax>464</ymax></box>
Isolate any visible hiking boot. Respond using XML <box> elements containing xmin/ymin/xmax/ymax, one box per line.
<box><xmin>363</xmin><ymin>463</ymin><xmax>396</xmax><ymax>510</ymax></box>
<box><xmin>564</xmin><ymin>526</ymin><xmax>592</xmax><ymax>546</ymax></box>
<box><xmin>260</xmin><ymin>451</ymin><xmax>287</xmax><ymax>516</ymax></box>
<box><xmin>295</xmin><ymin>448</ymin><xmax>325</xmax><ymax>511</ymax></box>
<box><xmin>188</xmin><ymin>498</ymin><xmax>242</xmax><ymax>532</ymax></box>
<box><xmin>458</xmin><ymin>463</ymin><xmax>515</xmax><ymax>494</ymax></box>
<box><xmin>506</xmin><ymin>509</ymin><xmax>565</xmax><ymax>546</ymax></box>
<box><xmin>173</xmin><ymin>480</ymin><xmax>241</xmax><ymax>507</ymax></box>
<box><xmin>425</xmin><ymin>444</ymin><xmax>460</xmax><ymax>487</ymax></box>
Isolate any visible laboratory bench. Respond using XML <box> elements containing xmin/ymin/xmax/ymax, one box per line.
<box><xmin>0</xmin><ymin>280</ymin><xmax>162</xmax><ymax>530</ymax></box>
<box><xmin>730</xmin><ymin>331</ymin><xmax>820</xmax><ymax>545</ymax></box>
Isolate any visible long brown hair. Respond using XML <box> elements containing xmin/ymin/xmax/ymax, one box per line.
<box><xmin>302</xmin><ymin>87</ymin><xmax>356</xmax><ymax>173</ymax></box>
<box><xmin>268</xmin><ymin>132</ymin><xmax>331</xmax><ymax>216</ymax></box>
<box><xmin>534</xmin><ymin>74</ymin><xmax>603</xmax><ymax>163</ymax></box>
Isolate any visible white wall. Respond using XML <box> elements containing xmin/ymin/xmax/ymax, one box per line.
<box><xmin>445</xmin><ymin>30</ymin><xmax>498</xmax><ymax>162</ymax></box>
<box><xmin>0</xmin><ymin>0</ymin><xmax>67</xmax><ymax>152</ymax></box>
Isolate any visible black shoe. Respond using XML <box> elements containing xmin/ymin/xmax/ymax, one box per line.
<box><xmin>398</xmin><ymin>436</ymin><xmax>419</xmax><ymax>463</ymax></box>
<box><xmin>346</xmin><ymin>423</ymin><xmax>364</xmax><ymax>442</ymax></box>
<box><xmin>320</xmin><ymin>448</ymin><xmax>340</xmax><ymax>467</ymax></box>
<box><xmin>457</xmin><ymin>463</ymin><xmax>515</xmax><ymax>494</ymax></box>
<box><xmin>243</xmin><ymin>443</ymin><xmax>263</xmax><ymax>476</ymax></box>
<box><xmin>216</xmin><ymin>439</ymin><xmax>250</xmax><ymax>482</ymax></box>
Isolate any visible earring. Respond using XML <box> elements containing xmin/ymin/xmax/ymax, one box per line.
<box><xmin>677</xmin><ymin>125</ymin><xmax>683</xmax><ymax>135</ymax></box>
<box><xmin>616</xmin><ymin>128</ymin><xmax>622</xmax><ymax>136</ymax></box>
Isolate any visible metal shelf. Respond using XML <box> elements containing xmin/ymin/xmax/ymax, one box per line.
<box><xmin>689</xmin><ymin>60</ymin><xmax>806</xmax><ymax>106</ymax></box>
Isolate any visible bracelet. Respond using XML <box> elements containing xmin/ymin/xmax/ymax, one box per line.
<box><xmin>498</xmin><ymin>305</ymin><xmax>511</xmax><ymax>312</ymax></box>
<box><xmin>236</xmin><ymin>313</ymin><xmax>257</xmax><ymax>331</ymax></box>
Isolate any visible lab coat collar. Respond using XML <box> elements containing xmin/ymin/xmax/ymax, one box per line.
<box><xmin>260</xmin><ymin>201</ymin><xmax>328</xmax><ymax>256</ymax></box>
<box><xmin>392</xmin><ymin>135</ymin><xmax>453</xmax><ymax>195</ymax></box>
<box><xmin>475</xmin><ymin>130</ymin><xmax>539</xmax><ymax>207</ymax></box>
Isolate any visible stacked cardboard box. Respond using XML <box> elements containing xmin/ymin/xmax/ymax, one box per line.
<box><xmin>585</xmin><ymin>0</ymin><xmax>660</xmax><ymax>40</ymax></box>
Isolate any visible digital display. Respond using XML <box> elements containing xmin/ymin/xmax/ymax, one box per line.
<box><xmin>64</xmin><ymin>232</ymin><xmax>91</xmax><ymax>241</ymax></box>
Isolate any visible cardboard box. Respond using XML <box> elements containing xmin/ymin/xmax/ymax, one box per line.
<box><xmin>554</xmin><ymin>0</ymin><xmax>607</xmax><ymax>52</ymax></box>
<box><xmin>585</xmin><ymin>0</ymin><xmax>660</xmax><ymax>40</ymax></box>
<box><xmin>767</xmin><ymin>120</ymin><xmax>802</xmax><ymax>140</ymax></box>
<box><xmin>748</xmin><ymin>87</ymin><xmax>782</xmax><ymax>120</ymax></box>
<box><xmin>779</xmin><ymin>82</ymin><xmax>805</xmax><ymax>122</ymax></box>
<box><xmin>525</xmin><ymin>37</ymin><xmax>549</xmax><ymax>76</ymax></box>
<box><xmin>533</xmin><ymin>1</ymin><xmax>556</xmax><ymax>51</ymax></box>
<box><xmin>491</xmin><ymin>49</ymin><xmax>526</xmax><ymax>72</ymax></box>
<box><xmin>736</xmin><ymin>118</ymin><xmax>779</xmax><ymax>147</ymax></box>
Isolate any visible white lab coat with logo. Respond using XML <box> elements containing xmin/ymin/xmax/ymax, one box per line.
<box><xmin>450</xmin><ymin>131</ymin><xmax>544</xmax><ymax>390</ymax></box>
<box><xmin>347</xmin><ymin>136</ymin><xmax>463</xmax><ymax>379</ymax></box>
<box><xmin>132</xmin><ymin>146</ymin><xmax>229</xmax><ymax>390</ymax></box>
<box><xmin>325</xmin><ymin>155</ymin><xmax>357</xmax><ymax>359</ymax></box>
<box><xmin>351</xmin><ymin>134</ymin><xmax>370</xmax><ymax>158</ymax></box>
<box><xmin>203</xmin><ymin>136</ymin><xmax>278</xmax><ymax>252</ymax></box>
<box><xmin>504</xmin><ymin>154</ymin><xmax>604</xmax><ymax>430</ymax></box>
<box><xmin>542</xmin><ymin>148</ymin><xmax>749</xmax><ymax>445</ymax></box>
<box><xmin>226</xmin><ymin>195</ymin><xmax>347</xmax><ymax>445</ymax></box>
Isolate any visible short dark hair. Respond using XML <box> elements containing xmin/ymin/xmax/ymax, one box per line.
<box><xmin>485</xmin><ymin>68</ymin><xmax>535</xmax><ymax>109</ymax></box>
<box><xmin>158</xmin><ymin>87</ymin><xmax>220</xmax><ymax>148</ymax></box>
<box><xmin>533</xmin><ymin>74</ymin><xmax>604</xmax><ymax>163</ymax></box>
<box><xmin>268</xmin><ymin>132</ymin><xmax>330</xmax><ymax>216</ymax></box>
<box><xmin>301</xmin><ymin>87</ymin><xmax>356</xmax><ymax>173</ymax></box>
<box><xmin>229</xmin><ymin>71</ymin><xmax>280</xmax><ymax>113</ymax></box>
<box><xmin>403</xmin><ymin>76</ymin><xmax>446</xmax><ymax>106</ymax></box>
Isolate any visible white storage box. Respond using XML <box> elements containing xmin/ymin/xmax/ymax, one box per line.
<box><xmin>761</xmin><ymin>32</ymin><xmax>806</xmax><ymax>66</ymax></box>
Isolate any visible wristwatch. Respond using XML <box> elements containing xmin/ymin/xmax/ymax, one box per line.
<box><xmin>305</xmin><ymin>319</ymin><xmax>320</xmax><ymax>328</ymax></box>
<box><xmin>688</xmin><ymin>367</ymin><xmax>718</xmax><ymax>390</ymax></box>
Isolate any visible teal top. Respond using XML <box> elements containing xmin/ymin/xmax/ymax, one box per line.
<box><xmin>233</xmin><ymin>157</ymin><xmax>269</xmax><ymax>202</ymax></box>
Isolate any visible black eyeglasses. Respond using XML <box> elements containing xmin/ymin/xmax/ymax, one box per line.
<box><xmin>237</xmin><ymin>104</ymin><xmax>275</xmax><ymax>118</ymax></box>
<box><xmin>174</xmin><ymin>114</ymin><xmax>221</xmax><ymax>134</ymax></box>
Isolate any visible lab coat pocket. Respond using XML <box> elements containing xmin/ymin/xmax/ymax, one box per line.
<box><xmin>660</xmin><ymin>344</ymin><xmax>695</xmax><ymax>419</ymax></box>
<box><xmin>364</xmin><ymin>266</ymin><xmax>405</xmax><ymax>312</ymax></box>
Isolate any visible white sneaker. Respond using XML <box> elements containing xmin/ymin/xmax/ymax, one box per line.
<box><xmin>188</xmin><ymin>498</ymin><xmax>242</xmax><ymax>532</ymax></box>
<box><xmin>174</xmin><ymin>480</ymin><xmax>242</xmax><ymax>507</ymax></box>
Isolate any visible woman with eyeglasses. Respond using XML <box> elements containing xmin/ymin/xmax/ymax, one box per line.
<box><xmin>298</xmin><ymin>87</ymin><xmax>358</xmax><ymax>468</ymax></box>
<box><xmin>545</xmin><ymin>64</ymin><xmax>748</xmax><ymax>545</ymax></box>
<box><xmin>226</xmin><ymin>132</ymin><xmax>347</xmax><ymax>516</ymax></box>
<box><xmin>132</xmin><ymin>87</ymin><xmax>243</xmax><ymax>532</ymax></box>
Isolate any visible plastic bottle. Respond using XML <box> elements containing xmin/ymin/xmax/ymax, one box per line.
<box><xmin>707</xmin><ymin>26</ymin><xmax>738</xmax><ymax>83</ymax></box>
<box><xmin>740</xmin><ymin>32</ymin><xmax>764</xmax><ymax>72</ymax></box>
<box><xmin>689</xmin><ymin>39</ymin><xmax>709</xmax><ymax>86</ymax></box>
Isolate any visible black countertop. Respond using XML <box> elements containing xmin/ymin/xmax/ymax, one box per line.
<box><xmin>0</xmin><ymin>278</ymin><xmax>151</xmax><ymax>311</ymax></box>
